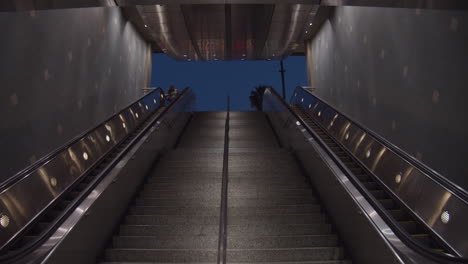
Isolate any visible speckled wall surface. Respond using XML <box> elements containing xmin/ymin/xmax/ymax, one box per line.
<box><xmin>0</xmin><ymin>7</ymin><xmax>152</xmax><ymax>183</ymax></box>
<box><xmin>306</xmin><ymin>7</ymin><xmax>468</xmax><ymax>190</ymax></box>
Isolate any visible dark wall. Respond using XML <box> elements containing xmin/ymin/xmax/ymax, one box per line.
<box><xmin>0</xmin><ymin>7</ymin><xmax>152</xmax><ymax>183</ymax></box>
<box><xmin>306</xmin><ymin>7</ymin><xmax>468</xmax><ymax>190</ymax></box>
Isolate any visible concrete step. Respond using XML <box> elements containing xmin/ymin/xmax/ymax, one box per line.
<box><xmin>135</xmin><ymin>197</ymin><xmax>220</xmax><ymax>207</ymax></box>
<box><xmin>228</xmin><ymin>234</ymin><xmax>340</xmax><ymax>249</ymax></box>
<box><xmin>228</xmin><ymin>171</ymin><xmax>305</xmax><ymax>179</ymax></box>
<box><xmin>124</xmin><ymin>215</ymin><xmax>219</xmax><ymax>225</ymax></box>
<box><xmin>228</xmin><ymin>163</ymin><xmax>302</xmax><ymax>170</ymax></box>
<box><xmin>228</xmin><ymin>223</ymin><xmax>333</xmax><ymax>236</ymax></box>
<box><xmin>101</xmin><ymin>261</ymin><xmax>350</xmax><ymax>264</ymax></box>
<box><xmin>139</xmin><ymin>189</ymin><xmax>314</xmax><ymax>199</ymax></box>
<box><xmin>228</xmin><ymin>182</ymin><xmax>311</xmax><ymax>190</ymax></box>
<box><xmin>120</xmin><ymin>223</ymin><xmax>331</xmax><ymax>237</ymax></box>
<box><xmin>129</xmin><ymin>206</ymin><xmax>220</xmax><ymax>216</ymax></box>
<box><xmin>227</xmin><ymin>214</ymin><xmax>327</xmax><ymax>225</ymax></box>
<box><xmin>230</xmin><ymin>204</ymin><xmax>322</xmax><ymax>215</ymax></box>
<box><xmin>152</xmin><ymin>166</ymin><xmax>223</xmax><ymax>174</ymax></box>
<box><xmin>105</xmin><ymin>248</ymin><xmax>217</xmax><ymax>262</ymax></box>
<box><xmin>227</xmin><ymin>197</ymin><xmax>318</xmax><ymax>207</ymax></box>
<box><xmin>226</xmin><ymin>247</ymin><xmax>345</xmax><ymax>262</ymax></box>
<box><xmin>228</xmin><ymin>167</ymin><xmax>303</xmax><ymax>173</ymax></box>
<box><xmin>178</xmin><ymin>142</ymin><xmax>225</xmax><ymax>148</ymax></box>
<box><xmin>111</xmin><ymin>234</ymin><xmax>339</xmax><ymax>250</ymax></box>
<box><xmin>229</xmin><ymin>156</ymin><xmax>296</xmax><ymax>163</ymax></box>
<box><xmin>124</xmin><ymin>214</ymin><xmax>326</xmax><ymax>226</ymax></box>
<box><xmin>143</xmin><ymin>182</ymin><xmax>221</xmax><ymax>191</ymax></box>
<box><xmin>229</xmin><ymin>175</ymin><xmax>311</xmax><ymax>186</ymax></box>
<box><xmin>112</xmin><ymin>235</ymin><xmax>218</xmax><ymax>249</ymax></box>
<box><xmin>129</xmin><ymin>204</ymin><xmax>321</xmax><ymax>216</ymax></box>
<box><xmin>119</xmin><ymin>224</ymin><xmax>218</xmax><ymax>236</ymax></box>
<box><xmin>146</xmin><ymin>175</ymin><xmax>221</xmax><ymax>183</ymax></box>
<box><xmin>155</xmin><ymin>161</ymin><xmax>224</xmax><ymax>168</ymax></box>
<box><xmin>230</xmin><ymin>141</ymin><xmax>278</xmax><ymax>148</ymax></box>
<box><xmin>135</xmin><ymin>196</ymin><xmax>317</xmax><ymax>207</ymax></box>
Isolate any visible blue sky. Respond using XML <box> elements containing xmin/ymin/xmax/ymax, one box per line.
<box><xmin>151</xmin><ymin>54</ymin><xmax>308</xmax><ymax>111</ymax></box>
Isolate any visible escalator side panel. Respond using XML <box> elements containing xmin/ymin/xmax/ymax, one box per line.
<box><xmin>39</xmin><ymin>110</ymin><xmax>192</xmax><ymax>264</ymax></box>
<box><xmin>263</xmin><ymin>91</ymin><xmax>406</xmax><ymax>264</ymax></box>
<box><xmin>292</xmin><ymin>88</ymin><xmax>468</xmax><ymax>257</ymax></box>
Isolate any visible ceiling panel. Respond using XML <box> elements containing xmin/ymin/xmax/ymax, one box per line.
<box><xmin>137</xmin><ymin>3</ymin><xmax>316</xmax><ymax>60</ymax></box>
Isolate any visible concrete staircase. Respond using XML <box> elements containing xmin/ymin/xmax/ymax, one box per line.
<box><xmin>100</xmin><ymin>111</ymin><xmax>350</xmax><ymax>264</ymax></box>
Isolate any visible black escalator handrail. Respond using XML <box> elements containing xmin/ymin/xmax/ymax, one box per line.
<box><xmin>0</xmin><ymin>88</ymin><xmax>164</xmax><ymax>193</ymax></box>
<box><xmin>0</xmin><ymin>88</ymin><xmax>193</xmax><ymax>263</ymax></box>
<box><xmin>264</xmin><ymin>87</ymin><xmax>468</xmax><ymax>264</ymax></box>
<box><xmin>296</xmin><ymin>86</ymin><xmax>468</xmax><ymax>202</ymax></box>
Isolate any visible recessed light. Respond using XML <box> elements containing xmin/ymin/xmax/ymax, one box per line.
<box><xmin>0</xmin><ymin>214</ymin><xmax>10</xmax><ymax>228</ymax></box>
<box><xmin>50</xmin><ymin>177</ymin><xmax>57</xmax><ymax>187</ymax></box>
<box><xmin>395</xmin><ymin>173</ymin><xmax>402</xmax><ymax>184</ymax></box>
<box><xmin>441</xmin><ymin>211</ymin><xmax>450</xmax><ymax>224</ymax></box>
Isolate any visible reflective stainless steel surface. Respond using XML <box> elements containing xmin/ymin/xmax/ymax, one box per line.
<box><xmin>137</xmin><ymin>3</ymin><xmax>316</xmax><ymax>61</ymax></box>
<box><xmin>0</xmin><ymin>89</ymin><xmax>165</xmax><ymax>252</ymax></box>
<box><xmin>27</xmin><ymin>89</ymin><xmax>194</xmax><ymax>264</ymax></box>
<box><xmin>292</xmin><ymin>86</ymin><xmax>468</xmax><ymax>257</ymax></box>
<box><xmin>2</xmin><ymin>0</ymin><xmax>465</xmax><ymax>11</ymax></box>
<box><xmin>321</xmin><ymin>0</ymin><xmax>468</xmax><ymax>10</ymax></box>
<box><xmin>262</xmin><ymin>87</ymin><xmax>439</xmax><ymax>264</ymax></box>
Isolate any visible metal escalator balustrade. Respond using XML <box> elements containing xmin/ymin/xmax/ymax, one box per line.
<box><xmin>0</xmin><ymin>88</ymin><xmax>191</xmax><ymax>262</ymax></box>
<box><xmin>285</xmin><ymin>86</ymin><xmax>468</xmax><ymax>262</ymax></box>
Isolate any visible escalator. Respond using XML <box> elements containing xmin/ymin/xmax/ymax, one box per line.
<box><xmin>4</xmin><ymin>106</ymin><xmax>166</xmax><ymax>257</ymax></box>
<box><xmin>100</xmin><ymin>111</ymin><xmax>350</xmax><ymax>263</ymax></box>
<box><xmin>292</xmin><ymin>105</ymin><xmax>448</xmax><ymax>253</ymax></box>
<box><xmin>1</xmin><ymin>87</ymin><xmax>467</xmax><ymax>264</ymax></box>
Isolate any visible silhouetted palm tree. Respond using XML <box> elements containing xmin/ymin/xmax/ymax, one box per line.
<box><xmin>249</xmin><ymin>85</ymin><xmax>269</xmax><ymax>111</ymax></box>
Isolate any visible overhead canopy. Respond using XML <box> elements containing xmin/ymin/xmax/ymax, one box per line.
<box><xmin>137</xmin><ymin>4</ymin><xmax>317</xmax><ymax>61</ymax></box>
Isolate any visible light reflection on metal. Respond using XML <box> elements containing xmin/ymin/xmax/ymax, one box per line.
<box><xmin>38</xmin><ymin>167</ymin><xmax>58</xmax><ymax>197</ymax></box>
<box><xmin>354</xmin><ymin>132</ymin><xmax>366</xmax><ymax>153</ymax></box>
<box><xmin>428</xmin><ymin>192</ymin><xmax>452</xmax><ymax>226</ymax></box>
<box><xmin>371</xmin><ymin>147</ymin><xmax>386</xmax><ymax>171</ymax></box>
<box><xmin>400</xmin><ymin>167</ymin><xmax>414</xmax><ymax>186</ymax></box>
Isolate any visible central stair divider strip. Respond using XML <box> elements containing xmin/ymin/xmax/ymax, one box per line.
<box><xmin>217</xmin><ymin>96</ymin><xmax>230</xmax><ymax>264</ymax></box>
